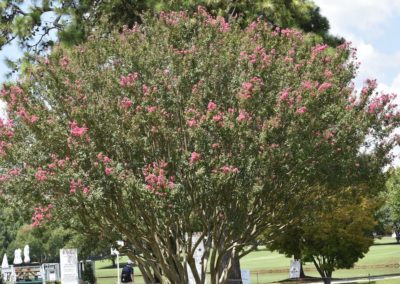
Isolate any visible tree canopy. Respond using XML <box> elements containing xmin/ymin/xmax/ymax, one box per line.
<box><xmin>0</xmin><ymin>0</ymin><xmax>340</xmax><ymax>57</ymax></box>
<box><xmin>0</xmin><ymin>8</ymin><xmax>397</xmax><ymax>284</ymax></box>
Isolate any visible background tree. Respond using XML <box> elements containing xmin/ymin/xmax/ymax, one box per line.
<box><xmin>382</xmin><ymin>168</ymin><xmax>400</xmax><ymax>242</ymax></box>
<box><xmin>0</xmin><ymin>9</ymin><xmax>397</xmax><ymax>284</ymax></box>
<box><xmin>0</xmin><ymin>206</ymin><xmax>27</xmax><ymax>260</ymax></box>
<box><xmin>301</xmin><ymin>194</ymin><xmax>379</xmax><ymax>284</ymax></box>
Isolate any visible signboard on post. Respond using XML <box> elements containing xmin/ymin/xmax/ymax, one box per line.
<box><xmin>289</xmin><ymin>259</ymin><xmax>301</xmax><ymax>279</ymax></box>
<box><xmin>60</xmin><ymin>249</ymin><xmax>79</xmax><ymax>284</ymax></box>
<box><xmin>241</xmin><ymin>269</ymin><xmax>251</xmax><ymax>284</ymax></box>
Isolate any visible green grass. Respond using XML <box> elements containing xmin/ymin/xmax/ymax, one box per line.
<box><xmin>95</xmin><ymin>237</ymin><xmax>400</xmax><ymax>284</ymax></box>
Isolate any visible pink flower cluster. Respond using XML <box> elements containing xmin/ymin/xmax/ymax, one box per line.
<box><xmin>361</xmin><ymin>79</ymin><xmax>378</xmax><ymax>95</ymax></box>
<box><xmin>143</xmin><ymin>161</ymin><xmax>175</xmax><ymax>195</ymax></box>
<box><xmin>120</xmin><ymin>97</ymin><xmax>133</xmax><ymax>109</ymax></box>
<box><xmin>238</xmin><ymin>77</ymin><xmax>263</xmax><ymax>100</ymax></box>
<box><xmin>16</xmin><ymin>107</ymin><xmax>38</xmax><ymax>124</ymax></box>
<box><xmin>35</xmin><ymin>168</ymin><xmax>49</xmax><ymax>182</ymax></box>
<box><xmin>317</xmin><ymin>82</ymin><xmax>332</xmax><ymax>93</ymax></box>
<box><xmin>70</xmin><ymin>178</ymin><xmax>90</xmax><ymax>194</ymax></box>
<box><xmin>159</xmin><ymin>10</ymin><xmax>188</xmax><ymax>26</ymax></box>
<box><xmin>237</xmin><ymin>110</ymin><xmax>251</xmax><ymax>122</ymax></box>
<box><xmin>32</xmin><ymin>204</ymin><xmax>54</xmax><ymax>227</ymax></box>
<box><xmin>213</xmin><ymin>165</ymin><xmax>240</xmax><ymax>174</ymax></box>
<box><xmin>0</xmin><ymin>140</ymin><xmax>12</xmax><ymax>157</ymax></box>
<box><xmin>97</xmin><ymin>152</ymin><xmax>113</xmax><ymax>175</ymax></box>
<box><xmin>190</xmin><ymin>152</ymin><xmax>201</xmax><ymax>164</ymax></box>
<box><xmin>240</xmin><ymin>46</ymin><xmax>271</xmax><ymax>66</ymax></box>
<box><xmin>119</xmin><ymin>72</ymin><xmax>138</xmax><ymax>87</ymax></box>
<box><xmin>196</xmin><ymin>6</ymin><xmax>230</xmax><ymax>32</ymax></box>
<box><xmin>60</xmin><ymin>56</ymin><xmax>69</xmax><ymax>67</ymax></box>
<box><xmin>367</xmin><ymin>93</ymin><xmax>395</xmax><ymax>114</ymax></box>
<box><xmin>312</xmin><ymin>44</ymin><xmax>328</xmax><ymax>56</ymax></box>
<box><xmin>296</xmin><ymin>106</ymin><xmax>307</xmax><ymax>115</ymax></box>
<box><xmin>70</xmin><ymin>121</ymin><xmax>88</xmax><ymax>137</ymax></box>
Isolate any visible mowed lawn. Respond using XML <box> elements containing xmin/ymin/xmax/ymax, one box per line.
<box><xmin>95</xmin><ymin>237</ymin><xmax>400</xmax><ymax>284</ymax></box>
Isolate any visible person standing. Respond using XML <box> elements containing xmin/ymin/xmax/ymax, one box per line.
<box><xmin>121</xmin><ymin>260</ymin><xmax>134</xmax><ymax>284</ymax></box>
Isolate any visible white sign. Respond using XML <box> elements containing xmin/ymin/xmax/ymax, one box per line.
<box><xmin>49</xmin><ymin>272</ymin><xmax>56</xmax><ymax>281</ymax></box>
<box><xmin>241</xmin><ymin>269</ymin><xmax>251</xmax><ymax>284</ymax></box>
<box><xmin>60</xmin><ymin>249</ymin><xmax>79</xmax><ymax>284</ymax></box>
<box><xmin>187</xmin><ymin>233</ymin><xmax>205</xmax><ymax>284</ymax></box>
<box><xmin>289</xmin><ymin>259</ymin><xmax>301</xmax><ymax>279</ymax></box>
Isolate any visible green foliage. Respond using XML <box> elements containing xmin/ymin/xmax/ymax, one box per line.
<box><xmin>82</xmin><ymin>261</ymin><xmax>96</xmax><ymax>284</ymax></box>
<box><xmin>6</xmin><ymin>224</ymin><xmax>74</xmax><ymax>263</ymax></box>
<box><xmin>0</xmin><ymin>0</ymin><xmax>341</xmax><ymax>53</ymax></box>
<box><xmin>301</xmin><ymin>195</ymin><xmax>378</xmax><ymax>280</ymax></box>
<box><xmin>0</xmin><ymin>9</ymin><xmax>397</xmax><ymax>284</ymax></box>
<box><xmin>0</xmin><ymin>207</ymin><xmax>27</xmax><ymax>260</ymax></box>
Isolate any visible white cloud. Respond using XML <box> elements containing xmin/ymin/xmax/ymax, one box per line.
<box><xmin>313</xmin><ymin>1</ymin><xmax>400</xmax><ymax>89</ymax></box>
<box><xmin>314</xmin><ymin>0</ymin><xmax>400</xmax><ymax>37</ymax></box>
<box><xmin>350</xmin><ymin>35</ymin><xmax>400</xmax><ymax>86</ymax></box>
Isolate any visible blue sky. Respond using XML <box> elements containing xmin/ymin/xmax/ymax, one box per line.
<box><xmin>315</xmin><ymin>0</ymin><xmax>400</xmax><ymax>93</ymax></box>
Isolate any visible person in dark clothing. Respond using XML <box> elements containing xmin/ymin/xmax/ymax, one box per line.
<box><xmin>121</xmin><ymin>260</ymin><xmax>134</xmax><ymax>284</ymax></box>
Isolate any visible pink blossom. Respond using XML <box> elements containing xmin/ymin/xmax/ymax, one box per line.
<box><xmin>121</xmin><ymin>97</ymin><xmax>133</xmax><ymax>109</ymax></box>
<box><xmin>317</xmin><ymin>82</ymin><xmax>332</xmax><ymax>92</ymax></box>
<box><xmin>8</xmin><ymin>169</ymin><xmax>21</xmax><ymax>176</ymax></box>
<box><xmin>35</xmin><ymin>169</ymin><xmax>48</xmax><ymax>182</ymax></box>
<box><xmin>212</xmin><ymin>143</ymin><xmax>219</xmax><ymax>149</ymax></box>
<box><xmin>83</xmin><ymin>187</ymin><xmax>90</xmax><ymax>194</ymax></box>
<box><xmin>324</xmin><ymin>69</ymin><xmax>333</xmax><ymax>78</ymax></box>
<box><xmin>103</xmin><ymin>156</ymin><xmax>111</xmax><ymax>164</ymax></box>
<box><xmin>296</xmin><ymin>106</ymin><xmax>307</xmax><ymax>114</ymax></box>
<box><xmin>190</xmin><ymin>152</ymin><xmax>201</xmax><ymax>164</ymax></box>
<box><xmin>105</xmin><ymin>167</ymin><xmax>113</xmax><ymax>175</ymax></box>
<box><xmin>279</xmin><ymin>90</ymin><xmax>289</xmax><ymax>101</ymax></box>
<box><xmin>187</xmin><ymin>118</ymin><xmax>198</xmax><ymax>127</ymax></box>
<box><xmin>0</xmin><ymin>175</ymin><xmax>9</xmax><ymax>182</ymax></box>
<box><xmin>220</xmin><ymin>165</ymin><xmax>239</xmax><ymax>174</ymax></box>
<box><xmin>237</xmin><ymin>110</ymin><xmax>250</xmax><ymax>122</ymax></box>
<box><xmin>207</xmin><ymin>101</ymin><xmax>217</xmax><ymax>111</ymax></box>
<box><xmin>30</xmin><ymin>115</ymin><xmax>38</xmax><ymax>123</ymax></box>
<box><xmin>212</xmin><ymin>114</ymin><xmax>223</xmax><ymax>122</ymax></box>
<box><xmin>97</xmin><ymin>152</ymin><xmax>103</xmax><ymax>160</ymax></box>
<box><xmin>57</xmin><ymin>160</ymin><xmax>66</xmax><ymax>168</ymax></box>
<box><xmin>60</xmin><ymin>56</ymin><xmax>69</xmax><ymax>67</ymax></box>
<box><xmin>70</xmin><ymin>179</ymin><xmax>77</xmax><ymax>194</ymax></box>
<box><xmin>368</xmin><ymin>102</ymin><xmax>379</xmax><ymax>113</ymax></box>
<box><xmin>147</xmin><ymin>106</ymin><xmax>157</xmax><ymax>113</ymax></box>
<box><xmin>32</xmin><ymin>205</ymin><xmax>53</xmax><ymax>227</ymax></box>
<box><xmin>70</xmin><ymin>121</ymin><xmax>88</xmax><ymax>137</ymax></box>
<box><xmin>143</xmin><ymin>84</ymin><xmax>150</xmax><ymax>95</ymax></box>
<box><xmin>119</xmin><ymin>72</ymin><xmax>138</xmax><ymax>87</ymax></box>
<box><xmin>242</xmin><ymin>82</ymin><xmax>253</xmax><ymax>91</ymax></box>
<box><xmin>312</xmin><ymin>44</ymin><xmax>328</xmax><ymax>55</ymax></box>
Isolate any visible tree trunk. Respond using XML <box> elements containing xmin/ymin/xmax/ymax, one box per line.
<box><xmin>221</xmin><ymin>252</ymin><xmax>242</xmax><ymax>284</ymax></box>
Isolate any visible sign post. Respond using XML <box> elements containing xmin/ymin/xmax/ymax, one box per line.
<box><xmin>111</xmin><ymin>247</ymin><xmax>121</xmax><ymax>284</ymax></box>
<box><xmin>289</xmin><ymin>259</ymin><xmax>301</xmax><ymax>279</ymax></box>
<box><xmin>60</xmin><ymin>249</ymin><xmax>79</xmax><ymax>284</ymax></box>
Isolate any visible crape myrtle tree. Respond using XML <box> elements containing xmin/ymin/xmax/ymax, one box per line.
<box><xmin>0</xmin><ymin>9</ymin><xmax>399</xmax><ymax>284</ymax></box>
